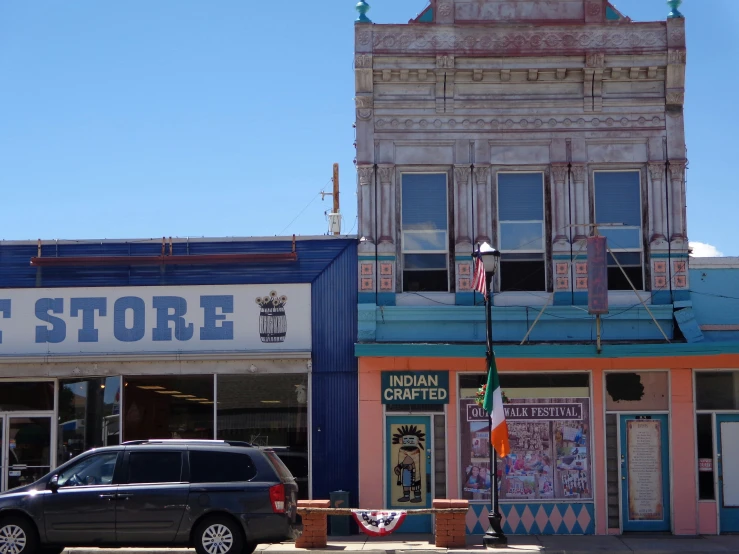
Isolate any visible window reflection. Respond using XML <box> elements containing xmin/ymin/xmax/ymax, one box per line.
<box><xmin>58</xmin><ymin>377</ymin><xmax>121</xmax><ymax>463</ymax></box>
<box><xmin>216</xmin><ymin>374</ymin><xmax>308</xmax><ymax>498</ymax></box>
<box><xmin>123</xmin><ymin>376</ymin><xmax>214</xmax><ymax>441</ymax></box>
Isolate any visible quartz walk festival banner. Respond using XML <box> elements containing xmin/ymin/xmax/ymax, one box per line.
<box><xmin>460</xmin><ymin>397</ymin><xmax>592</xmax><ymax>502</ymax></box>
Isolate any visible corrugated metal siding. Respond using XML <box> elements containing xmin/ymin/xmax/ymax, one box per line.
<box><xmin>0</xmin><ymin>239</ymin><xmax>352</xmax><ymax>288</ymax></box>
<box><xmin>311</xmin><ymin>241</ymin><xmax>358</xmax><ymax>505</ymax></box>
<box><xmin>311</xmin><ymin>372</ymin><xmax>359</xmax><ymax>504</ymax></box>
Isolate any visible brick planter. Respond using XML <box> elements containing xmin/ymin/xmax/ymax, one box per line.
<box><xmin>296</xmin><ymin>500</ymin><xmax>330</xmax><ymax>548</ymax></box>
<box><xmin>433</xmin><ymin>499</ymin><xmax>469</xmax><ymax>548</ymax></box>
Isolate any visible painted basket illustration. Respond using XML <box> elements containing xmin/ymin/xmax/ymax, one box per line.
<box><xmin>256</xmin><ymin>292</ymin><xmax>287</xmax><ymax>343</ymax></box>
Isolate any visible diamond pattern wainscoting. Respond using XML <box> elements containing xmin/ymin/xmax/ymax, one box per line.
<box><xmin>465</xmin><ymin>503</ymin><xmax>595</xmax><ymax>535</ymax></box>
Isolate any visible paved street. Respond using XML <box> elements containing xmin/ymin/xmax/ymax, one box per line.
<box><xmin>64</xmin><ymin>534</ymin><xmax>739</xmax><ymax>554</ymax></box>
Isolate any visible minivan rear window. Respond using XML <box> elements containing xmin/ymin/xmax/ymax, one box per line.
<box><xmin>128</xmin><ymin>452</ymin><xmax>182</xmax><ymax>484</ymax></box>
<box><xmin>264</xmin><ymin>450</ymin><xmax>296</xmax><ymax>483</ymax></box>
<box><xmin>190</xmin><ymin>451</ymin><xmax>257</xmax><ymax>483</ymax></box>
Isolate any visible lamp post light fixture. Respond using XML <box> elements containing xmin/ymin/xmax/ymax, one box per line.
<box><xmin>473</xmin><ymin>242</ymin><xmax>507</xmax><ymax>548</ymax></box>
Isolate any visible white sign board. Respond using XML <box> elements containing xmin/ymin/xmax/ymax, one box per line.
<box><xmin>721</xmin><ymin>422</ymin><xmax>739</xmax><ymax>507</ymax></box>
<box><xmin>0</xmin><ymin>284</ymin><xmax>311</xmax><ymax>356</ymax></box>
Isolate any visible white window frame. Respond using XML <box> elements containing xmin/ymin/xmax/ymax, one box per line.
<box><xmin>592</xmin><ymin>169</ymin><xmax>645</xmax><ymax>290</ymax></box>
<box><xmin>400</xmin><ymin>172</ymin><xmax>450</xmax><ymax>292</ymax></box>
<box><xmin>496</xmin><ymin>171</ymin><xmax>547</xmax><ymax>291</ymax></box>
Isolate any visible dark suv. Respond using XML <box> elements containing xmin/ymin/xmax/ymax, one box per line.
<box><xmin>0</xmin><ymin>440</ymin><xmax>298</xmax><ymax>554</ymax></box>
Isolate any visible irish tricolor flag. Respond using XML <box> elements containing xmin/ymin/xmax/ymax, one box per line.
<box><xmin>482</xmin><ymin>353</ymin><xmax>510</xmax><ymax>458</ymax></box>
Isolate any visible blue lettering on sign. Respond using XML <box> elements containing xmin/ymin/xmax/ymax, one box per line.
<box><xmin>0</xmin><ymin>300</ymin><xmax>10</xmax><ymax>344</ymax></box>
<box><xmin>35</xmin><ymin>298</ymin><xmax>67</xmax><ymax>344</ymax></box>
<box><xmin>153</xmin><ymin>296</ymin><xmax>194</xmax><ymax>342</ymax></box>
<box><xmin>200</xmin><ymin>296</ymin><xmax>234</xmax><ymax>340</ymax></box>
<box><xmin>70</xmin><ymin>298</ymin><xmax>107</xmax><ymax>342</ymax></box>
<box><xmin>114</xmin><ymin>297</ymin><xmax>146</xmax><ymax>342</ymax></box>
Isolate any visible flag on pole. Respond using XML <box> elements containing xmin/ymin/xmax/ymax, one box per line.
<box><xmin>473</xmin><ymin>251</ymin><xmax>487</xmax><ymax>297</ymax></box>
<box><xmin>482</xmin><ymin>347</ymin><xmax>510</xmax><ymax>458</ymax></box>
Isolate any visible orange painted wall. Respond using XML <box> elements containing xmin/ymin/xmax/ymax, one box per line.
<box><xmin>671</xmin><ymin>368</ymin><xmax>698</xmax><ymax>535</ymax></box>
<box><xmin>357</xmin><ymin>353</ymin><xmax>739</xmax><ymax>533</ymax></box>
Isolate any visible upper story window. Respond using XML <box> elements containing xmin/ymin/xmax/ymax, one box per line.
<box><xmin>401</xmin><ymin>173</ymin><xmax>449</xmax><ymax>292</ymax></box>
<box><xmin>593</xmin><ymin>171</ymin><xmax>644</xmax><ymax>290</ymax></box>
<box><xmin>497</xmin><ymin>173</ymin><xmax>546</xmax><ymax>292</ymax></box>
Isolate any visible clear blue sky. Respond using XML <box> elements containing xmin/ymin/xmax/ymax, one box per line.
<box><xmin>0</xmin><ymin>1</ymin><xmax>735</xmax><ymax>255</ymax></box>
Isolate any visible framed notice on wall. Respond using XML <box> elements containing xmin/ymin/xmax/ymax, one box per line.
<box><xmin>627</xmin><ymin>419</ymin><xmax>664</xmax><ymax>521</ymax></box>
<box><xmin>460</xmin><ymin>398</ymin><xmax>592</xmax><ymax>502</ymax></box>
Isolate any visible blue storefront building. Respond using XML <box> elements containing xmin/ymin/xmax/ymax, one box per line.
<box><xmin>0</xmin><ymin>235</ymin><xmax>357</xmax><ymax>504</ymax></box>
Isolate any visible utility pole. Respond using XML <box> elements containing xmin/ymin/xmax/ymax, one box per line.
<box><xmin>323</xmin><ymin>163</ymin><xmax>342</xmax><ymax>235</ymax></box>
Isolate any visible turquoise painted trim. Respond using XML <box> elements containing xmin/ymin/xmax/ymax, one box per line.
<box><xmin>651</xmin><ymin>291</ymin><xmax>672</xmax><ymax>305</ymax></box>
<box><xmin>466</xmin><ymin>503</ymin><xmax>594</xmax><ymax>535</ymax></box>
<box><xmin>359</xmin><ymin>256</ymin><xmax>396</xmax><ymax>261</ymax></box>
<box><xmin>456</xmin><ymin>292</ymin><xmax>475</xmax><ymax>306</ymax></box>
<box><xmin>455</xmin><ymin>254</ymin><xmax>475</xmax><ymax>261</ymax></box>
<box><xmin>417</xmin><ymin>7</ymin><xmax>433</xmax><ymax>22</ymax></box>
<box><xmin>386</xmin><ymin>415</ymin><xmax>433</xmax><ymax>532</ymax></box>
<box><xmin>606</xmin><ymin>5</ymin><xmax>621</xmax><ymax>20</ymax></box>
<box><xmin>553</xmin><ymin>255</ymin><xmax>574</xmax><ymax>260</ymax></box>
<box><xmin>717</xmin><ymin>415</ymin><xmax>739</xmax><ymax>533</ymax></box>
<box><xmin>621</xmin><ymin>414</ymin><xmax>670</xmax><ymax>531</ymax></box>
<box><xmin>358</xmin><ymin>292</ymin><xmax>376</xmax><ymax>304</ymax></box>
<box><xmin>355</xmin><ymin>340</ymin><xmax>739</xmax><ymax>359</ymax></box>
<box><xmin>377</xmin><ymin>293</ymin><xmax>396</xmax><ymax>306</ymax></box>
<box><xmin>572</xmin><ymin>292</ymin><xmax>587</xmax><ymax>305</ymax></box>
<box><xmin>553</xmin><ymin>292</ymin><xmax>573</xmax><ymax>306</ymax></box>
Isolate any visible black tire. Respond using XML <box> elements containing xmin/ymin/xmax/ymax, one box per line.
<box><xmin>194</xmin><ymin>516</ymin><xmax>244</xmax><ymax>554</ymax></box>
<box><xmin>242</xmin><ymin>543</ymin><xmax>257</xmax><ymax>554</ymax></box>
<box><xmin>0</xmin><ymin>516</ymin><xmax>39</xmax><ymax>554</ymax></box>
<box><xmin>40</xmin><ymin>547</ymin><xmax>65</xmax><ymax>554</ymax></box>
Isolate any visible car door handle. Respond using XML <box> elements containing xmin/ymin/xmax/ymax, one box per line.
<box><xmin>99</xmin><ymin>494</ymin><xmax>117</xmax><ymax>500</ymax></box>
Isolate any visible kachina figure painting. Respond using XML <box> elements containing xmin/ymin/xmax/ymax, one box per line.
<box><xmin>391</xmin><ymin>424</ymin><xmax>426</xmax><ymax>504</ymax></box>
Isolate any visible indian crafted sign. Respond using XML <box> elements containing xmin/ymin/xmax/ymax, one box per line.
<box><xmin>0</xmin><ymin>284</ymin><xmax>311</xmax><ymax>355</ymax></box>
<box><xmin>381</xmin><ymin>371</ymin><xmax>449</xmax><ymax>404</ymax></box>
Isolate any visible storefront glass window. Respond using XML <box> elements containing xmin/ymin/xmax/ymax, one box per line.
<box><xmin>123</xmin><ymin>376</ymin><xmax>214</xmax><ymax>441</ymax></box>
<box><xmin>696</xmin><ymin>414</ymin><xmax>715</xmax><ymax>500</ymax></box>
<box><xmin>58</xmin><ymin>377</ymin><xmax>121</xmax><ymax>463</ymax></box>
<box><xmin>216</xmin><ymin>374</ymin><xmax>308</xmax><ymax>498</ymax></box>
<box><xmin>696</xmin><ymin>372</ymin><xmax>739</xmax><ymax>410</ymax></box>
<box><xmin>459</xmin><ymin>373</ymin><xmax>591</xmax><ymax>503</ymax></box>
<box><xmin>605</xmin><ymin>372</ymin><xmax>668</xmax><ymax>411</ymax></box>
<box><xmin>0</xmin><ymin>382</ymin><xmax>54</xmax><ymax>411</ymax></box>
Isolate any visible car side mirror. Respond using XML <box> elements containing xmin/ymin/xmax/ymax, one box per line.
<box><xmin>48</xmin><ymin>475</ymin><xmax>59</xmax><ymax>493</ymax></box>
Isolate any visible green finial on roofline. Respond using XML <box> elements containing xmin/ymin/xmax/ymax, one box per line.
<box><xmin>356</xmin><ymin>0</ymin><xmax>371</xmax><ymax>24</ymax></box>
<box><xmin>667</xmin><ymin>0</ymin><xmax>684</xmax><ymax>19</ymax></box>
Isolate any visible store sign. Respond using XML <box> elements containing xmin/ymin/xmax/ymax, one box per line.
<box><xmin>0</xmin><ymin>284</ymin><xmax>311</xmax><ymax>355</ymax></box>
<box><xmin>381</xmin><ymin>371</ymin><xmax>449</xmax><ymax>404</ymax></box>
<box><xmin>699</xmin><ymin>458</ymin><xmax>713</xmax><ymax>472</ymax></box>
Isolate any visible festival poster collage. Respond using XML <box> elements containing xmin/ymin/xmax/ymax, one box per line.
<box><xmin>460</xmin><ymin>398</ymin><xmax>592</xmax><ymax>502</ymax></box>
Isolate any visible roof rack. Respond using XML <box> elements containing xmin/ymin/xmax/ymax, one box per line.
<box><xmin>122</xmin><ymin>439</ymin><xmax>253</xmax><ymax>447</ymax></box>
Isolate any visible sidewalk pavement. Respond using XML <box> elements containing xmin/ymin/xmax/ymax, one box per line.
<box><xmin>65</xmin><ymin>534</ymin><xmax>739</xmax><ymax>554</ymax></box>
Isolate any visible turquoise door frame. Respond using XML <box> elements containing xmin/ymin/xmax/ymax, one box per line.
<box><xmin>386</xmin><ymin>415</ymin><xmax>432</xmax><ymax>533</ymax></box>
<box><xmin>619</xmin><ymin>414</ymin><xmax>671</xmax><ymax>532</ymax></box>
<box><xmin>717</xmin><ymin>414</ymin><xmax>739</xmax><ymax>533</ymax></box>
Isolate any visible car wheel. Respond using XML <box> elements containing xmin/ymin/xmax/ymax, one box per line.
<box><xmin>194</xmin><ymin>517</ymin><xmax>244</xmax><ymax>554</ymax></box>
<box><xmin>0</xmin><ymin>516</ymin><xmax>38</xmax><ymax>554</ymax></box>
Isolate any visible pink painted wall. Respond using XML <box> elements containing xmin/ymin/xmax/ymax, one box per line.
<box><xmin>698</xmin><ymin>502</ymin><xmax>718</xmax><ymax>535</ymax></box>
<box><xmin>671</xmin><ymin>368</ymin><xmax>698</xmax><ymax>535</ymax></box>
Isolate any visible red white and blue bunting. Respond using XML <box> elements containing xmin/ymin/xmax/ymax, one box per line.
<box><xmin>352</xmin><ymin>510</ymin><xmax>407</xmax><ymax>536</ymax></box>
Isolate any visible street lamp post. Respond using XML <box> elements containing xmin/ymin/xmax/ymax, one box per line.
<box><xmin>474</xmin><ymin>242</ymin><xmax>507</xmax><ymax>548</ymax></box>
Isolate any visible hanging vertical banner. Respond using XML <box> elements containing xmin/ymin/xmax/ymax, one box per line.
<box><xmin>587</xmin><ymin>236</ymin><xmax>608</xmax><ymax>315</ymax></box>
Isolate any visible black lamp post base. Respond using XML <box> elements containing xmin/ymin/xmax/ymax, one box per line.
<box><xmin>482</xmin><ymin>513</ymin><xmax>508</xmax><ymax>548</ymax></box>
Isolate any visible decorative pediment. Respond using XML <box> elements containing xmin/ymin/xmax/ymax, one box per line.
<box><xmin>425</xmin><ymin>0</ymin><xmax>608</xmax><ymax>24</ymax></box>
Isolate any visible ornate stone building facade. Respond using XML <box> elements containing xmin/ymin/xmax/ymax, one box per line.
<box><xmin>355</xmin><ymin>0</ymin><xmax>688</xmax><ymax>307</ymax></box>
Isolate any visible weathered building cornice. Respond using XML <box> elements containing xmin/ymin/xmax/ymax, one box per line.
<box><xmin>356</xmin><ymin>23</ymin><xmax>668</xmax><ymax>57</ymax></box>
